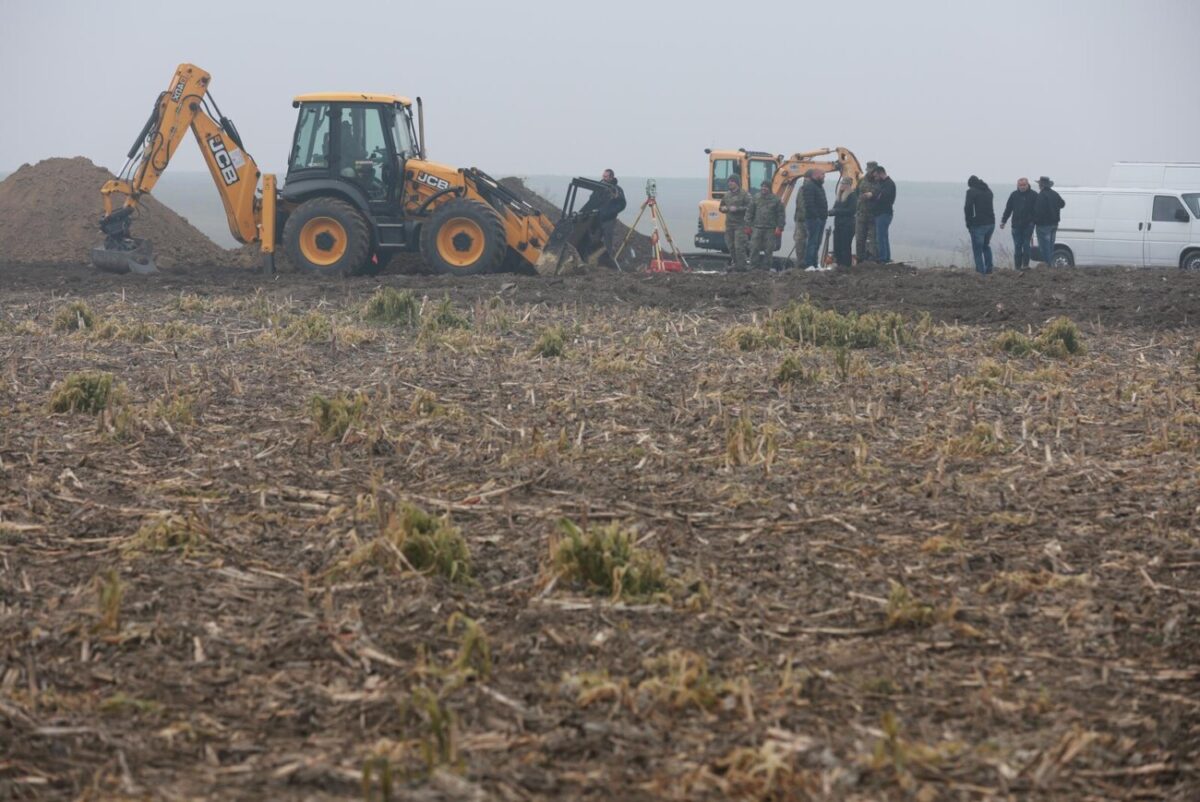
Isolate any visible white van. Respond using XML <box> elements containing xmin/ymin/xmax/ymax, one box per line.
<box><xmin>1108</xmin><ymin>162</ymin><xmax>1200</xmax><ymax>190</ymax></box>
<box><xmin>1051</xmin><ymin>187</ymin><xmax>1200</xmax><ymax>270</ymax></box>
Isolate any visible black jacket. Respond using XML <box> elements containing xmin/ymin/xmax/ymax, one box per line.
<box><xmin>801</xmin><ymin>179</ymin><xmax>828</xmax><ymax>219</ymax></box>
<box><xmin>580</xmin><ymin>179</ymin><xmax>627</xmax><ymax>222</ymax></box>
<box><xmin>1033</xmin><ymin>187</ymin><xmax>1065</xmax><ymax>226</ymax></box>
<box><xmin>829</xmin><ymin>190</ymin><xmax>857</xmax><ymax>217</ymax></box>
<box><xmin>871</xmin><ymin>176</ymin><xmax>896</xmax><ymax>214</ymax></box>
<box><xmin>964</xmin><ymin>176</ymin><xmax>995</xmax><ymax>227</ymax></box>
<box><xmin>1001</xmin><ymin>189</ymin><xmax>1038</xmax><ymax>227</ymax></box>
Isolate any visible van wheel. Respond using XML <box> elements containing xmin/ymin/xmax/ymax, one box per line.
<box><xmin>1052</xmin><ymin>247</ymin><xmax>1074</xmax><ymax>268</ymax></box>
<box><xmin>1182</xmin><ymin>251</ymin><xmax>1200</xmax><ymax>271</ymax></box>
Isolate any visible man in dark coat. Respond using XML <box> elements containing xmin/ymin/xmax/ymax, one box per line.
<box><xmin>1033</xmin><ymin>176</ymin><xmax>1065</xmax><ymax>265</ymax></box>
<box><xmin>869</xmin><ymin>166</ymin><xmax>897</xmax><ymax>262</ymax></box>
<box><xmin>1000</xmin><ymin>177</ymin><xmax>1038</xmax><ymax>269</ymax></box>
<box><xmin>579</xmin><ymin>168</ymin><xmax>627</xmax><ymax>255</ymax></box>
<box><xmin>828</xmin><ymin>176</ymin><xmax>857</xmax><ymax>268</ymax></box>
<box><xmin>800</xmin><ymin>169</ymin><xmax>828</xmax><ymax>268</ymax></box>
<box><xmin>964</xmin><ymin>175</ymin><xmax>996</xmax><ymax>274</ymax></box>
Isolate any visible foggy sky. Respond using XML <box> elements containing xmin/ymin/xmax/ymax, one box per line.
<box><xmin>3</xmin><ymin>0</ymin><xmax>1197</xmax><ymax>185</ymax></box>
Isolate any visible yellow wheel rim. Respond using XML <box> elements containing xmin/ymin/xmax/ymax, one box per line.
<box><xmin>298</xmin><ymin>216</ymin><xmax>348</xmax><ymax>266</ymax></box>
<box><xmin>436</xmin><ymin>218</ymin><xmax>486</xmax><ymax>267</ymax></box>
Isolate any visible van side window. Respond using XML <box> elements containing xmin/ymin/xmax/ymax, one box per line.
<box><xmin>1152</xmin><ymin>195</ymin><xmax>1187</xmax><ymax>222</ymax></box>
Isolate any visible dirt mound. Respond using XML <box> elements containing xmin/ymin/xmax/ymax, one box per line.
<box><xmin>499</xmin><ymin>176</ymin><xmax>655</xmax><ymax>265</ymax></box>
<box><xmin>0</xmin><ymin>157</ymin><xmax>236</xmax><ymax>269</ymax></box>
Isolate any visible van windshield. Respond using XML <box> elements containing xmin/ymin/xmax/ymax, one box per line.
<box><xmin>1184</xmin><ymin>194</ymin><xmax>1200</xmax><ymax>218</ymax></box>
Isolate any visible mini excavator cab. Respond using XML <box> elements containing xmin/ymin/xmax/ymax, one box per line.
<box><xmin>696</xmin><ymin>149</ymin><xmax>779</xmax><ymax>252</ymax></box>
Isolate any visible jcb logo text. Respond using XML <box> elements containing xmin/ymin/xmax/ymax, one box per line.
<box><xmin>208</xmin><ymin>136</ymin><xmax>239</xmax><ymax>186</ymax></box>
<box><xmin>416</xmin><ymin>172</ymin><xmax>451</xmax><ymax>192</ymax></box>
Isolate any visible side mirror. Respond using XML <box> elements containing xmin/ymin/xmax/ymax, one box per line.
<box><xmin>1176</xmin><ymin>209</ymin><xmax>1190</xmax><ymax>223</ymax></box>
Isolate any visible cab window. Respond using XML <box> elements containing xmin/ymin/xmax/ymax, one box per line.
<box><xmin>290</xmin><ymin>103</ymin><xmax>331</xmax><ymax>170</ymax></box>
<box><xmin>390</xmin><ymin>107</ymin><xmax>416</xmax><ymax>159</ymax></box>
<box><xmin>748</xmin><ymin>159</ymin><xmax>777</xmax><ymax>191</ymax></box>
<box><xmin>1153</xmin><ymin>195</ymin><xmax>1190</xmax><ymax>222</ymax></box>
<box><xmin>711</xmin><ymin>159</ymin><xmax>739</xmax><ymax>194</ymax></box>
<box><xmin>1185</xmin><ymin>194</ymin><xmax>1200</xmax><ymax>218</ymax></box>
<box><xmin>336</xmin><ymin>106</ymin><xmax>389</xmax><ymax>200</ymax></box>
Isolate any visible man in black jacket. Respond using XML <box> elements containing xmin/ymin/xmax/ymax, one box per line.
<box><xmin>579</xmin><ymin>169</ymin><xmax>627</xmax><ymax>255</ymax></box>
<box><xmin>1033</xmin><ymin>176</ymin><xmax>1065</xmax><ymax>265</ymax></box>
<box><xmin>869</xmin><ymin>166</ymin><xmax>897</xmax><ymax>262</ymax></box>
<box><xmin>800</xmin><ymin>169</ymin><xmax>828</xmax><ymax>268</ymax></box>
<box><xmin>964</xmin><ymin>175</ymin><xmax>996</xmax><ymax>274</ymax></box>
<box><xmin>1000</xmin><ymin>177</ymin><xmax>1038</xmax><ymax>269</ymax></box>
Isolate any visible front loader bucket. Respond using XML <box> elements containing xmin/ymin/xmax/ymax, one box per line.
<box><xmin>535</xmin><ymin>243</ymin><xmax>585</xmax><ymax>277</ymax></box>
<box><xmin>91</xmin><ymin>239</ymin><xmax>158</xmax><ymax>275</ymax></box>
<box><xmin>535</xmin><ymin>213</ymin><xmax>617</xmax><ymax>276</ymax></box>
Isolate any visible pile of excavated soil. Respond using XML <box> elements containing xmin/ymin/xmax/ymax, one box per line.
<box><xmin>0</xmin><ymin>157</ymin><xmax>236</xmax><ymax>268</ymax></box>
<box><xmin>499</xmin><ymin>176</ymin><xmax>655</xmax><ymax>265</ymax></box>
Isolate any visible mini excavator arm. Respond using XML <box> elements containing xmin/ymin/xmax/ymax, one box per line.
<box><xmin>96</xmin><ymin>63</ymin><xmax>276</xmax><ymax>273</ymax></box>
<box><xmin>772</xmin><ymin>147</ymin><xmax>863</xmax><ymax>210</ymax></box>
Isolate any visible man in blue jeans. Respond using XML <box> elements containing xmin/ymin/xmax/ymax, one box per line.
<box><xmin>964</xmin><ymin>175</ymin><xmax>995</xmax><ymax>273</ymax></box>
<box><xmin>1033</xmin><ymin>176</ymin><xmax>1065</xmax><ymax>265</ymax></box>
<box><xmin>1000</xmin><ymin>177</ymin><xmax>1038</xmax><ymax>269</ymax></box>
<box><xmin>869</xmin><ymin>166</ymin><xmax>897</xmax><ymax>262</ymax></box>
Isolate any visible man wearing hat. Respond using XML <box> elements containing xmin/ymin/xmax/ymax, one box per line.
<box><xmin>1033</xmin><ymin>176</ymin><xmax>1066</xmax><ymax>265</ymax></box>
<box><xmin>719</xmin><ymin>175</ymin><xmax>751</xmax><ymax>271</ymax></box>
<box><xmin>855</xmin><ymin>161</ymin><xmax>879</xmax><ymax>261</ymax></box>
<box><xmin>744</xmin><ymin>180</ymin><xmax>785</xmax><ymax>270</ymax></box>
<box><xmin>793</xmin><ymin>180</ymin><xmax>809</xmax><ymax>268</ymax></box>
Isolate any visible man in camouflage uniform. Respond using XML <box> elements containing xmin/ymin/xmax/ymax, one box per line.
<box><xmin>855</xmin><ymin>161</ymin><xmax>879</xmax><ymax>262</ymax></box>
<box><xmin>719</xmin><ymin>175</ymin><xmax>751</xmax><ymax>271</ymax></box>
<box><xmin>744</xmin><ymin>180</ymin><xmax>785</xmax><ymax>270</ymax></box>
<box><xmin>792</xmin><ymin>183</ymin><xmax>807</xmax><ymax>267</ymax></box>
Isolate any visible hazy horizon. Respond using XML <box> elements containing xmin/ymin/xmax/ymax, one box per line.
<box><xmin>3</xmin><ymin>0</ymin><xmax>1197</xmax><ymax>185</ymax></box>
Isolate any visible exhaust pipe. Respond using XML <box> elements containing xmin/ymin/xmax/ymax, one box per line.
<box><xmin>416</xmin><ymin>97</ymin><xmax>426</xmax><ymax>159</ymax></box>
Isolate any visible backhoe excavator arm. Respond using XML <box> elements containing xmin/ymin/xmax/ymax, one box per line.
<box><xmin>96</xmin><ymin>63</ymin><xmax>275</xmax><ymax>272</ymax></box>
<box><xmin>772</xmin><ymin>147</ymin><xmax>863</xmax><ymax>210</ymax></box>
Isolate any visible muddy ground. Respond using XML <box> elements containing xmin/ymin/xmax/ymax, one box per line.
<box><xmin>1</xmin><ymin>261</ymin><xmax>1198</xmax><ymax>800</ymax></box>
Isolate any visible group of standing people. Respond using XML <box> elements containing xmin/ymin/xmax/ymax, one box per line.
<box><xmin>963</xmin><ymin>175</ymin><xmax>1065</xmax><ymax>274</ymax></box>
<box><xmin>721</xmin><ymin>161</ymin><xmax>897</xmax><ymax>271</ymax></box>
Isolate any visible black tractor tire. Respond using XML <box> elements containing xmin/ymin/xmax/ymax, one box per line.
<box><xmin>283</xmin><ymin>197</ymin><xmax>372</xmax><ymax>277</ymax></box>
<box><xmin>420</xmin><ymin>199</ymin><xmax>507</xmax><ymax>276</ymax></box>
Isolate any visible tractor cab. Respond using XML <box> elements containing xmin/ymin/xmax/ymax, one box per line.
<box><xmin>285</xmin><ymin>94</ymin><xmax>419</xmax><ymax>208</ymax></box>
<box><xmin>696</xmin><ymin>148</ymin><xmax>781</xmax><ymax>251</ymax></box>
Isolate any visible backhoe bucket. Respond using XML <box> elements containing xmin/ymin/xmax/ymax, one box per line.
<box><xmin>91</xmin><ymin>239</ymin><xmax>158</xmax><ymax>275</ymax></box>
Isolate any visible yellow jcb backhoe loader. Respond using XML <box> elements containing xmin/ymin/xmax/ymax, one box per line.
<box><xmin>693</xmin><ymin>147</ymin><xmax>863</xmax><ymax>254</ymax></box>
<box><xmin>95</xmin><ymin>63</ymin><xmax>571</xmax><ymax>277</ymax></box>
